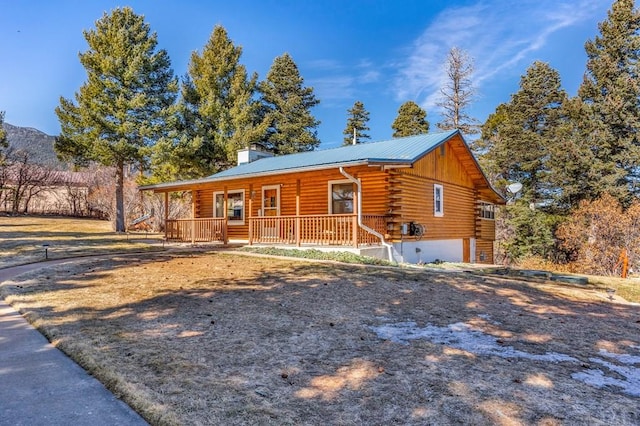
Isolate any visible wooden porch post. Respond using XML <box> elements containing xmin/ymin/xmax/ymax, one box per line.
<box><xmin>191</xmin><ymin>190</ymin><xmax>196</xmax><ymax>245</ymax></box>
<box><xmin>296</xmin><ymin>179</ymin><xmax>301</xmax><ymax>247</ymax></box>
<box><xmin>248</xmin><ymin>184</ymin><xmax>253</xmax><ymax>245</ymax></box>
<box><xmin>164</xmin><ymin>191</ymin><xmax>169</xmax><ymax>240</ymax></box>
<box><xmin>352</xmin><ymin>188</ymin><xmax>358</xmax><ymax>248</ymax></box>
<box><xmin>223</xmin><ymin>187</ymin><xmax>228</xmax><ymax>244</ymax></box>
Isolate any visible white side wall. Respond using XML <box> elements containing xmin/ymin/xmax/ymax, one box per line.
<box><xmin>391</xmin><ymin>239</ymin><xmax>469</xmax><ymax>264</ymax></box>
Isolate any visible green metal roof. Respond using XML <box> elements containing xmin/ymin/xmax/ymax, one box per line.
<box><xmin>141</xmin><ymin>129</ymin><xmax>506</xmax><ymax>198</ymax></box>
<box><xmin>212</xmin><ymin>130</ymin><xmax>459</xmax><ymax>179</ymax></box>
<box><xmin>140</xmin><ymin>129</ymin><xmax>505</xmax><ymax>203</ymax></box>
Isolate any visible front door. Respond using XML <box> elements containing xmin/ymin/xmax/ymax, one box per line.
<box><xmin>262</xmin><ymin>185</ymin><xmax>280</xmax><ymax>239</ymax></box>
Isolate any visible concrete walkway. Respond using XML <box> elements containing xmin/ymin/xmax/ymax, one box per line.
<box><xmin>0</xmin><ymin>261</ymin><xmax>148</xmax><ymax>426</ymax></box>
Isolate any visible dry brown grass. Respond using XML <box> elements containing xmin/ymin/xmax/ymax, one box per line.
<box><xmin>2</xmin><ymin>250</ymin><xmax>639</xmax><ymax>425</ymax></box>
<box><xmin>0</xmin><ymin>215</ymin><xmax>164</xmax><ymax>268</ymax></box>
<box><xmin>516</xmin><ymin>255</ymin><xmax>640</xmax><ymax>303</ymax></box>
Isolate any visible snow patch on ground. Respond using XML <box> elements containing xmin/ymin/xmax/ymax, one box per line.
<box><xmin>571</xmin><ymin>349</ymin><xmax>640</xmax><ymax>397</ymax></box>
<box><xmin>370</xmin><ymin>320</ymin><xmax>640</xmax><ymax>397</ymax></box>
<box><xmin>599</xmin><ymin>349</ymin><xmax>640</xmax><ymax>365</ymax></box>
<box><xmin>477</xmin><ymin>313</ymin><xmax>501</xmax><ymax>325</ymax></box>
<box><xmin>371</xmin><ymin>321</ymin><xmax>576</xmax><ymax>362</ymax></box>
<box><xmin>572</xmin><ymin>358</ymin><xmax>640</xmax><ymax>397</ymax></box>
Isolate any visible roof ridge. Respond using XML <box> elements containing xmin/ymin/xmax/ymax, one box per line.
<box><xmin>316</xmin><ymin>129</ymin><xmax>459</xmax><ymax>153</ymax></box>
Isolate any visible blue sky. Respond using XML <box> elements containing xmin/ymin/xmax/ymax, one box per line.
<box><xmin>1</xmin><ymin>0</ymin><xmax>612</xmax><ymax>149</ymax></box>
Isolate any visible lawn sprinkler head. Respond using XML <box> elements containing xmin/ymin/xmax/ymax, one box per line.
<box><xmin>606</xmin><ymin>288</ymin><xmax>616</xmax><ymax>301</ymax></box>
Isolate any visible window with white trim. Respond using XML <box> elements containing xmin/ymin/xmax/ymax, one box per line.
<box><xmin>214</xmin><ymin>190</ymin><xmax>245</xmax><ymax>225</ymax></box>
<box><xmin>328</xmin><ymin>180</ymin><xmax>354</xmax><ymax>214</ymax></box>
<box><xmin>433</xmin><ymin>184</ymin><xmax>444</xmax><ymax>217</ymax></box>
<box><xmin>479</xmin><ymin>202</ymin><xmax>495</xmax><ymax>220</ymax></box>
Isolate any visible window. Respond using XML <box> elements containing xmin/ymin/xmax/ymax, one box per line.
<box><xmin>329</xmin><ymin>180</ymin><xmax>354</xmax><ymax>214</ymax></box>
<box><xmin>479</xmin><ymin>202</ymin><xmax>495</xmax><ymax>220</ymax></box>
<box><xmin>214</xmin><ymin>190</ymin><xmax>245</xmax><ymax>225</ymax></box>
<box><xmin>433</xmin><ymin>184</ymin><xmax>444</xmax><ymax>217</ymax></box>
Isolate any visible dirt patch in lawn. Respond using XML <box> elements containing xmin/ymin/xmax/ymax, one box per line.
<box><xmin>2</xmin><ymin>251</ymin><xmax>639</xmax><ymax>425</ymax></box>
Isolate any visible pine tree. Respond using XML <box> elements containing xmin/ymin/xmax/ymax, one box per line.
<box><xmin>55</xmin><ymin>7</ymin><xmax>178</xmax><ymax>231</ymax></box>
<box><xmin>478</xmin><ymin>62</ymin><xmax>567</xmax><ymax>263</ymax></box>
<box><xmin>160</xmin><ymin>25</ymin><xmax>264</xmax><ymax>178</ymax></box>
<box><xmin>437</xmin><ymin>47</ymin><xmax>479</xmax><ymax>134</ymax></box>
<box><xmin>259</xmin><ymin>53</ymin><xmax>320</xmax><ymax>154</ymax></box>
<box><xmin>391</xmin><ymin>101</ymin><xmax>429</xmax><ymax>137</ymax></box>
<box><xmin>547</xmin><ymin>97</ymin><xmax>602</xmax><ymax>210</ymax></box>
<box><xmin>496</xmin><ymin>202</ymin><xmax>561</xmax><ymax>263</ymax></box>
<box><xmin>479</xmin><ymin>61</ymin><xmax>567</xmax><ymax>205</ymax></box>
<box><xmin>342</xmin><ymin>101</ymin><xmax>370</xmax><ymax>145</ymax></box>
<box><xmin>576</xmin><ymin>0</ymin><xmax>640</xmax><ymax>204</ymax></box>
<box><xmin>0</xmin><ymin>111</ymin><xmax>7</xmax><ymax>159</ymax></box>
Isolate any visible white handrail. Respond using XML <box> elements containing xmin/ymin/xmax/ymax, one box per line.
<box><xmin>339</xmin><ymin>167</ymin><xmax>394</xmax><ymax>262</ymax></box>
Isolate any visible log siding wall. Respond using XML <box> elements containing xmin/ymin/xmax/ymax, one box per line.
<box><xmin>386</xmin><ymin>136</ymin><xmax>478</xmax><ymax>242</ymax></box>
<box><xmin>174</xmin><ymin>132</ymin><xmax>498</xmax><ymax>262</ymax></box>
<box><xmin>188</xmin><ymin>166</ymin><xmax>389</xmax><ymax>241</ymax></box>
<box><xmin>475</xmin><ymin>239</ymin><xmax>495</xmax><ymax>263</ymax></box>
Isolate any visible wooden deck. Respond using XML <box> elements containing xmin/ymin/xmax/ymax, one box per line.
<box><xmin>165</xmin><ymin>214</ymin><xmax>386</xmax><ymax>247</ymax></box>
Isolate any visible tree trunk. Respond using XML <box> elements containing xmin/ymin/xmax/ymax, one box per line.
<box><xmin>11</xmin><ymin>186</ymin><xmax>21</xmax><ymax>214</ymax></box>
<box><xmin>22</xmin><ymin>193</ymin><xmax>32</xmax><ymax>213</ymax></box>
<box><xmin>115</xmin><ymin>162</ymin><xmax>125</xmax><ymax>232</ymax></box>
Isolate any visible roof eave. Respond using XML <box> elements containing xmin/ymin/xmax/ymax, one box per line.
<box><xmin>140</xmin><ymin>159</ymin><xmax>382</xmax><ymax>192</ymax></box>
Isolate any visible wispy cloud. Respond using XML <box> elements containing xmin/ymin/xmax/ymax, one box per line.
<box><xmin>394</xmin><ymin>0</ymin><xmax>604</xmax><ymax>112</ymax></box>
<box><xmin>307</xmin><ymin>59</ymin><xmax>344</xmax><ymax>71</ymax></box>
<box><xmin>307</xmin><ymin>59</ymin><xmax>381</xmax><ymax>103</ymax></box>
<box><xmin>308</xmin><ymin>75</ymin><xmax>356</xmax><ymax>104</ymax></box>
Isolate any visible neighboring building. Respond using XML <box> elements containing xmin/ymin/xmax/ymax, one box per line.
<box><xmin>0</xmin><ymin>165</ymin><xmax>93</xmax><ymax>216</ymax></box>
<box><xmin>140</xmin><ymin>130</ymin><xmax>505</xmax><ymax>264</ymax></box>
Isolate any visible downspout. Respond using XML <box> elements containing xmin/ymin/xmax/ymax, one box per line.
<box><xmin>339</xmin><ymin>167</ymin><xmax>394</xmax><ymax>263</ymax></box>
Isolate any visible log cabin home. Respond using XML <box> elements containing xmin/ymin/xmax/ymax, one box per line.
<box><xmin>140</xmin><ymin>130</ymin><xmax>505</xmax><ymax>264</ymax></box>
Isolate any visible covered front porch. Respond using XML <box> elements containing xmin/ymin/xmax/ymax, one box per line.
<box><xmin>165</xmin><ymin>214</ymin><xmax>387</xmax><ymax>248</ymax></box>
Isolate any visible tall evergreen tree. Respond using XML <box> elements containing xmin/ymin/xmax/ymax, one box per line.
<box><xmin>259</xmin><ymin>53</ymin><xmax>320</xmax><ymax>154</ymax></box>
<box><xmin>576</xmin><ymin>0</ymin><xmax>640</xmax><ymax>203</ymax></box>
<box><xmin>391</xmin><ymin>101</ymin><xmax>429</xmax><ymax>137</ymax></box>
<box><xmin>437</xmin><ymin>47</ymin><xmax>479</xmax><ymax>134</ymax></box>
<box><xmin>479</xmin><ymin>62</ymin><xmax>567</xmax><ymax>263</ymax></box>
<box><xmin>55</xmin><ymin>7</ymin><xmax>178</xmax><ymax>231</ymax></box>
<box><xmin>479</xmin><ymin>61</ymin><xmax>567</xmax><ymax>204</ymax></box>
<box><xmin>161</xmin><ymin>25</ymin><xmax>264</xmax><ymax>178</ymax></box>
<box><xmin>0</xmin><ymin>111</ymin><xmax>7</xmax><ymax>159</ymax></box>
<box><xmin>342</xmin><ymin>101</ymin><xmax>370</xmax><ymax>145</ymax></box>
<box><xmin>547</xmin><ymin>97</ymin><xmax>602</xmax><ymax>209</ymax></box>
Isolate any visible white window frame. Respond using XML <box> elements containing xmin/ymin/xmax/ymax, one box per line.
<box><xmin>214</xmin><ymin>189</ymin><xmax>245</xmax><ymax>225</ymax></box>
<box><xmin>479</xmin><ymin>202</ymin><xmax>495</xmax><ymax>220</ymax></box>
<box><xmin>328</xmin><ymin>179</ymin><xmax>355</xmax><ymax>214</ymax></box>
<box><xmin>433</xmin><ymin>184</ymin><xmax>444</xmax><ymax>217</ymax></box>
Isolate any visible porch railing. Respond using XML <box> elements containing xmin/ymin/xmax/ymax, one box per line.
<box><xmin>165</xmin><ymin>214</ymin><xmax>387</xmax><ymax>247</ymax></box>
<box><xmin>165</xmin><ymin>218</ymin><xmax>226</xmax><ymax>242</ymax></box>
<box><xmin>250</xmin><ymin>214</ymin><xmax>386</xmax><ymax>247</ymax></box>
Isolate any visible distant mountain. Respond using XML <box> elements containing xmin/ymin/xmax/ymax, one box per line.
<box><xmin>3</xmin><ymin>123</ymin><xmax>62</xmax><ymax>166</ymax></box>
